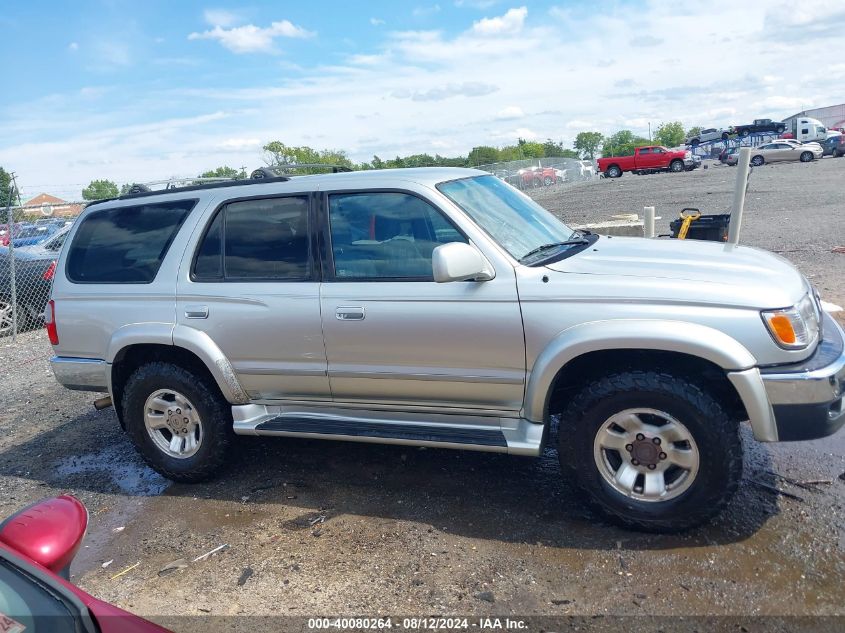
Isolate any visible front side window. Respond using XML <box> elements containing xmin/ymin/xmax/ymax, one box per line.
<box><xmin>328</xmin><ymin>192</ymin><xmax>466</xmax><ymax>280</ymax></box>
<box><xmin>438</xmin><ymin>175</ymin><xmax>575</xmax><ymax>262</ymax></box>
<box><xmin>193</xmin><ymin>196</ymin><xmax>310</xmax><ymax>281</ymax></box>
<box><xmin>67</xmin><ymin>199</ymin><xmax>195</xmax><ymax>283</ymax></box>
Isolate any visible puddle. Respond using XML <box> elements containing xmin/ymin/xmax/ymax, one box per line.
<box><xmin>54</xmin><ymin>445</ymin><xmax>169</xmax><ymax>496</ymax></box>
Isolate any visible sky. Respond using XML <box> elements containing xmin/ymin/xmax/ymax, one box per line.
<box><xmin>0</xmin><ymin>0</ymin><xmax>842</xmax><ymax>201</ymax></box>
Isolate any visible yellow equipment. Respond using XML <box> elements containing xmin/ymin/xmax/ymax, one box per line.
<box><xmin>677</xmin><ymin>208</ymin><xmax>701</xmax><ymax>240</ymax></box>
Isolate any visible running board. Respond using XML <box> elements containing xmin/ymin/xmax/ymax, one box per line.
<box><xmin>231</xmin><ymin>404</ymin><xmax>544</xmax><ymax>455</ymax></box>
<box><xmin>256</xmin><ymin>417</ymin><xmax>507</xmax><ymax>447</ymax></box>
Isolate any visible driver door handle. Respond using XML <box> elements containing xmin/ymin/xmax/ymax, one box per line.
<box><xmin>336</xmin><ymin>306</ymin><xmax>365</xmax><ymax>321</ymax></box>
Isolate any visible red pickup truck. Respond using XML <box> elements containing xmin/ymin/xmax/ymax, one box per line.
<box><xmin>597</xmin><ymin>146</ymin><xmax>693</xmax><ymax>178</ymax></box>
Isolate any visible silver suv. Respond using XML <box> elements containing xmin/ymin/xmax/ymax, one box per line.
<box><xmin>47</xmin><ymin>168</ymin><xmax>845</xmax><ymax>532</ymax></box>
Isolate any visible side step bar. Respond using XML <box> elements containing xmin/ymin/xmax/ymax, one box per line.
<box><xmin>231</xmin><ymin>404</ymin><xmax>544</xmax><ymax>455</ymax></box>
<box><xmin>255</xmin><ymin>416</ymin><xmax>507</xmax><ymax>448</ymax></box>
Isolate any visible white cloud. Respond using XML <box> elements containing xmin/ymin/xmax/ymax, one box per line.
<box><xmin>370</xmin><ymin>17</ymin><xmax>386</xmax><ymax>26</ymax></box>
<box><xmin>188</xmin><ymin>20</ymin><xmax>314</xmax><ymax>54</ymax></box>
<box><xmin>455</xmin><ymin>0</ymin><xmax>499</xmax><ymax>8</ymax></box>
<box><xmin>217</xmin><ymin>137</ymin><xmax>261</xmax><ymax>150</ymax></box>
<box><xmin>68</xmin><ymin>42</ymin><xmax>78</xmax><ymax>51</ymax></box>
<box><xmin>629</xmin><ymin>34</ymin><xmax>663</xmax><ymax>47</ymax></box>
<box><xmin>413</xmin><ymin>5</ymin><xmax>442</xmax><ymax>18</ymax></box>
<box><xmin>204</xmin><ymin>9</ymin><xmax>241</xmax><ymax>27</ymax></box>
<box><xmin>5</xmin><ymin>0</ymin><xmax>845</xmax><ymax>192</ymax></box>
<box><xmin>393</xmin><ymin>82</ymin><xmax>498</xmax><ymax>101</ymax></box>
<box><xmin>495</xmin><ymin>106</ymin><xmax>524</xmax><ymax>120</ymax></box>
<box><xmin>471</xmin><ymin>6</ymin><xmax>527</xmax><ymax>35</ymax></box>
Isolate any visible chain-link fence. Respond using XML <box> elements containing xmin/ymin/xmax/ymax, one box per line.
<box><xmin>472</xmin><ymin>157</ymin><xmax>598</xmax><ymax>190</ymax></box>
<box><xmin>1</xmin><ymin>199</ymin><xmax>81</xmax><ymax>341</ymax></box>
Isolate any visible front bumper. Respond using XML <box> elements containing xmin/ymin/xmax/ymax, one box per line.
<box><xmin>760</xmin><ymin>312</ymin><xmax>845</xmax><ymax>441</ymax></box>
<box><xmin>50</xmin><ymin>356</ymin><xmax>108</xmax><ymax>392</ymax></box>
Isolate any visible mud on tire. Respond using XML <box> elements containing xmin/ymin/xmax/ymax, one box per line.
<box><xmin>122</xmin><ymin>361</ymin><xmax>234</xmax><ymax>483</ymax></box>
<box><xmin>557</xmin><ymin>371</ymin><xmax>743</xmax><ymax>532</ymax></box>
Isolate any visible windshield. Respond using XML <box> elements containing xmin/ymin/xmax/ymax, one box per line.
<box><xmin>437</xmin><ymin>175</ymin><xmax>575</xmax><ymax>261</ymax></box>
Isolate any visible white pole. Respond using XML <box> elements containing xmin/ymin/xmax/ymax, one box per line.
<box><xmin>727</xmin><ymin>147</ymin><xmax>752</xmax><ymax>245</ymax></box>
<box><xmin>643</xmin><ymin>206</ymin><xmax>655</xmax><ymax>238</ymax></box>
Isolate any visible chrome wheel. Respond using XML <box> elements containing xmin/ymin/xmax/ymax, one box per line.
<box><xmin>144</xmin><ymin>389</ymin><xmax>203</xmax><ymax>459</ymax></box>
<box><xmin>0</xmin><ymin>300</ymin><xmax>13</xmax><ymax>336</ymax></box>
<box><xmin>593</xmin><ymin>408</ymin><xmax>699</xmax><ymax>502</ymax></box>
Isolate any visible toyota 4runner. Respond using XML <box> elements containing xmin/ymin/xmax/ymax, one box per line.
<box><xmin>47</xmin><ymin>168</ymin><xmax>845</xmax><ymax>532</ymax></box>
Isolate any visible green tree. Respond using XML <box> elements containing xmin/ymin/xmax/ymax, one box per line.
<box><xmin>653</xmin><ymin>121</ymin><xmax>686</xmax><ymax>148</ymax></box>
<box><xmin>0</xmin><ymin>167</ymin><xmax>18</xmax><ymax>208</ymax></box>
<box><xmin>467</xmin><ymin>146</ymin><xmax>500</xmax><ymax>166</ymax></box>
<box><xmin>263</xmin><ymin>141</ymin><xmax>354</xmax><ymax>174</ymax></box>
<box><xmin>517</xmin><ymin>138</ymin><xmax>545</xmax><ymax>158</ymax></box>
<box><xmin>573</xmin><ymin>132</ymin><xmax>604</xmax><ymax>159</ymax></box>
<box><xmin>82</xmin><ymin>179</ymin><xmax>119</xmax><ymax>201</ymax></box>
<box><xmin>601</xmin><ymin>130</ymin><xmax>651</xmax><ymax>157</ymax></box>
<box><xmin>685</xmin><ymin>126</ymin><xmax>702</xmax><ymax>140</ymax></box>
<box><xmin>199</xmin><ymin>165</ymin><xmax>246</xmax><ymax>179</ymax></box>
<box><xmin>541</xmin><ymin>139</ymin><xmax>579</xmax><ymax>159</ymax></box>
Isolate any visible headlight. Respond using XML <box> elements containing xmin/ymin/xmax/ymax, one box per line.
<box><xmin>761</xmin><ymin>294</ymin><xmax>819</xmax><ymax>349</ymax></box>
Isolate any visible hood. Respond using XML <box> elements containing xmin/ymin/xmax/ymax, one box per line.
<box><xmin>544</xmin><ymin>235</ymin><xmax>809</xmax><ymax>309</ymax></box>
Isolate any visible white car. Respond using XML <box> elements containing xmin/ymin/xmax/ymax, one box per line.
<box><xmin>749</xmin><ymin>140</ymin><xmax>823</xmax><ymax>166</ymax></box>
<box><xmin>685</xmin><ymin>128</ymin><xmax>730</xmax><ymax>146</ymax></box>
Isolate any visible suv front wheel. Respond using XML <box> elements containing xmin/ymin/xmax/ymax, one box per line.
<box><xmin>558</xmin><ymin>371</ymin><xmax>742</xmax><ymax>532</ymax></box>
<box><xmin>122</xmin><ymin>362</ymin><xmax>234</xmax><ymax>482</ymax></box>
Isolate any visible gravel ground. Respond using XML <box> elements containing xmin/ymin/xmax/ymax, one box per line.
<box><xmin>0</xmin><ymin>160</ymin><xmax>844</xmax><ymax>632</ymax></box>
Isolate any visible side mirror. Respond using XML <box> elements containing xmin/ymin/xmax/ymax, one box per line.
<box><xmin>0</xmin><ymin>495</ymin><xmax>88</xmax><ymax>579</ymax></box>
<box><xmin>432</xmin><ymin>242</ymin><xmax>493</xmax><ymax>283</ymax></box>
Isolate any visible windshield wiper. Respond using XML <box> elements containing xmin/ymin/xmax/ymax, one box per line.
<box><xmin>519</xmin><ymin>238</ymin><xmax>590</xmax><ymax>263</ymax></box>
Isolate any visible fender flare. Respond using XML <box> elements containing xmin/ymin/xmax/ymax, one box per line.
<box><xmin>106</xmin><ymin>323</ymin><xmax>250</xmax><ymax>405</ymax></box>
<box><xmin>522</xmin><ymin>319</ymin><xmax>757</xmax><ymax>423</ymax></box>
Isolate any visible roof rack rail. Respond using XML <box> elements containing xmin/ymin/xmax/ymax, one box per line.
<box><xmin>265</xmin><ymin>163</ymin><xmax>353</xmax><ymax>174</ymax></box>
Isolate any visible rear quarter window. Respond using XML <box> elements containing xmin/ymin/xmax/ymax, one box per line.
<box><xmin>66</xmin><ymin>199</ymin><xmax>195</xmax><ymax>283</ymax></box>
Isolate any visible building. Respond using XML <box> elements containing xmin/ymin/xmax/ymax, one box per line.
<box><xmin>783</xmin><ymin>103</ymin><xmax>845</xmax><ymax>131</ymax></box>
<box><xmin>18</xmin><ymin>193</ymin><xmax>84</xmax><ymax>218</ymax></box>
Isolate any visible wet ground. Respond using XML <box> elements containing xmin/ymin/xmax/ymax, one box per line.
<box><xmin>0</xmin><ymin>161</ymin><xmax>844</xmax><ymax>630</ymax></box>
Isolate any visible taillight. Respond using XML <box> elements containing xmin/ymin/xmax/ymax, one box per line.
<box><xmin>45</xmin><ymin>299</ymin><xmax>58</xmax><ymax>345</ymax></box>
<box><xmin>43</xmin><ymin>260</ymin><xmax>57</xmax><ymax>281</ymax></box>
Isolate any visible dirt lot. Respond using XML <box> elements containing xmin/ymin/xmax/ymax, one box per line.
<box><xmin>0</xmin><ymin>159</ymin><xmax>844</xmax><ymax>631</ymax></box>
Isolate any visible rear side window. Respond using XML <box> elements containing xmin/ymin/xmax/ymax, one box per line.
<box><xmin>193</xmin><ymin>196</ymin><xmax>310</xmax><ymax>281</ymax></box>
<box><xmin>67</xmin><ymin>199</ymin><xmax>195</xmax><ymax>283</ymax></box>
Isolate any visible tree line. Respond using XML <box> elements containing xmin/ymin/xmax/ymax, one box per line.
<box><xmin>5</xmin><ymin>121</ymin><xmax>702</xmax><ymax>201</ymax></box>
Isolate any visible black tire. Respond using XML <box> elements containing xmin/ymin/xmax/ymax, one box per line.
<box><xmin>532</xmin><ymin>178</ymin><xmax>542</xmax><ymax>188</ymax></box>
<box><xmin>690</xmin><ymin>138</ymin><xmax>700</xmax><ymax>147</ymax></box>
<box><xmin>557</xmin><ymin>371</ymin><xmax>742</xmax><ymax>532</ymax></box>
<box><xmin>741</xmin><ymin>129</ymin><xmax>750</xmax><ymax>137</ymax></box>
<box><xmin>606</xmin><ymin>165</ymin><xmax>622</xmax><ymax>178</ymax></box>
<box><xmin>543</xmin><ymin>176</ymin><xmax>553</xmax><ymax>186</ymax></box>
<box><xmin>721</xmin><ymin>132</ymin><xmax>729</xmax><ymax>141</ymax></box>
<box><xmin>669</xmin><ymin>159</ymin><xmax>684</xmax><ymax>173</ymax></box>
<box><xmin>122</xmin><ymin>361</ymin><xmax>234</xmax><ymax>482</ymax></box>
<box><xmin>751</xmin><ymin>155</ymin><xmax>764</xmax><ymax>166</ymax></box>
<box><xmin>799</xmin><ymin>151</ymin><xmax>814</xmax><ymax>162</ymax></box>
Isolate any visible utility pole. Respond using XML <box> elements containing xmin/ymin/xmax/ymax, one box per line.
<box><xmin>5</xmin><ymin>173</ymin><xmax>19</xmax><ymax>341</ymax></box>
<box><xmin>648</xmin><ymin>122</ymin><xmax>652</xmax><ymax>142</ymax></box>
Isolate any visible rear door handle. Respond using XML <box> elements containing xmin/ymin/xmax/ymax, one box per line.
<box><xmin>335</xmin><ymin>306</ymin><xmax>365</xmax><ymax>321</ymax></box>
<box><xmin>185</xmin><ymin>305</ymin><xmax>209</xmax><ymax>319</ymax></box>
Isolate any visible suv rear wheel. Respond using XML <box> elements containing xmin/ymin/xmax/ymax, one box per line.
<box><xmin>122</xmin><ymin>362</ymin><xmax>234</xmax><ymax>482</ymax></box>
<box><xmin>558</xmin><ymin>371</ymin><xmax>742</xmax><ymax>532</ymax></box>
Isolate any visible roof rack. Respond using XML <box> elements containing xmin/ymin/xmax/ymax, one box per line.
<box><xmin>85</xmin><ymin>164</ymin><xmax>356</xmax><ymax>207</ymax></box>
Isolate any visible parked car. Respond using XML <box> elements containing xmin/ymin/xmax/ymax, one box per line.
<box><xmin>0</xmin><ymin>495</ymin><xmax>170</xmax><ymax>632</ymax></box>
<box><xmin>731</xmin><ymin>118</ymin><xmax>786</xmax><ymax>137</ymax></box>
<box><xmin>0</xmin><ymin>227</ymin><xmax>67</xmax><ymax>335</ymax></box>
<box><xmin>516</xmin><ymin>166</ymin><xmax>562</xmax><ymax>188</ymax></box>
<box><xmin>597</xmin><ymin>146</ymin><xmax>694</xmax><ymax>177</ymax></box>
<box><xmin>685</xmin><ymin>128</ymin><xmax>730</xmax><ymax>146</ymax></box>
<box><xmin>0</xmin><ymin>222</ymin><xmax>62</xmax><ymax>248</ymax></box>
<box><xmin>718</xmin><ymin>146</ymin><xmax>738</xmax><ymax>164</ymax></box>
<box><xmin>47</xmin><ymin>167</ymin><xmax>844</xmax><ymax>532</ymax></box>
<box><xmin>823</xmin><ymin>135</ymin><xmax>845</xmax><ymax>157</ymax></box>
<box><xmin>749</xmin><ymin>140</ymin><xmax>823</xmax><ymax>166</ymax></box>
